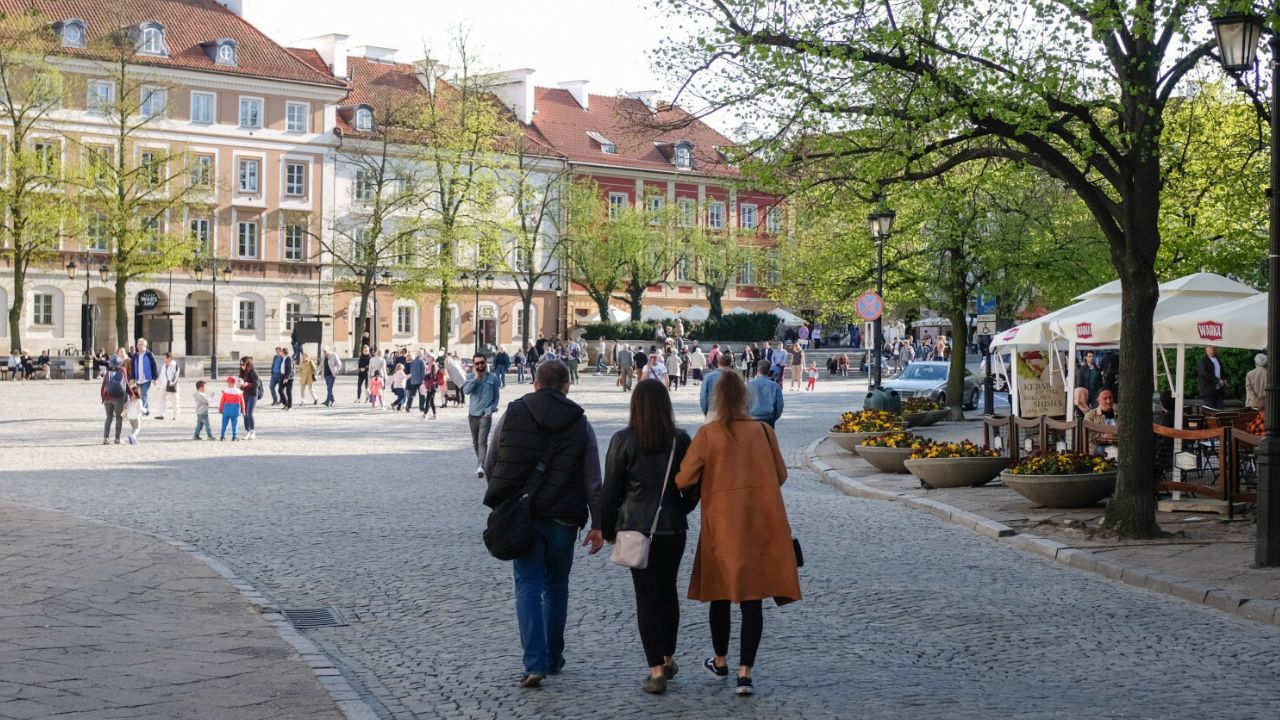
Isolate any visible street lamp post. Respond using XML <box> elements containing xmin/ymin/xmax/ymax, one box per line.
<box><xmin>462</xmin><ymin>267</ymin><xmax>494</xmax><ymax>356</ymax></box>
<box><xmin>867</xmin><ymin>205</ymin><xmax>896</xmax><ymax>390</ymax></box>
<box><xmin>193</xmin><ymin>262</ymin><xmax>232</xmax><ymax>379</ymax></box>
<box><xmin>1211</xmin><ymin>9</ymin><xmax>1278</xmax><ymax>567</ymax></box>
<box><xmin>372</xmin><ymin>270</ymin><xmax>392</xmax><ymax>350</ymax></box>
<box><xmin>65</xmin><ymin>259</ymin><xmax>109</xmax><ymax>381</ymax></box>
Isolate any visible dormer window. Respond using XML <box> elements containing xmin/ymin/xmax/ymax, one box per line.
<box><xmin>355</xmin><ymin>106</ymin><xmax>374</xmax><ymax>132</ymax></box>
<box><xmin>214</xmin><ymin>39</ymin><xmax>237</xmax><ymax>66</ymax></box>
<box><xmin>674</xmin><ymin>142</ymin><xmax>692</xmax><ymax>169</ymax></box>
<box><xmin>138</xmin><ymin>22</ymin><xmax>167</xmax><ymax>56</ymax></box>
<box><xmin>59</xmin><ymin>19</ymin><xmax>86</xmax><ymax>48</ymax></box>
<box><xmin>586</xmin><ymin>131</ymin><xmax>616</xmax><ymax>154</ymax></box>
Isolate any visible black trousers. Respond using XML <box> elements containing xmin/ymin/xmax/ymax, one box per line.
<box><xmin>631</xmin><ymin>534</ymin><xmax>686</xmax><ymax>667</ymax></box>
<box><xmin>710</xmin><ymin>599</ymin><xmax>763</xmax><ymax>668</ymax></box>
<box><xmin>421</xmin><ymin>387</ymin><xmax>437</xmax><ymax>416</ymax></box>
<box><xmin>280</xmin><ymin>380</ymin><xmax>294</xmax><ymax>409</ymax></box>
<box><xmin>405</xmin><ymin>382</ymin><xmax>420</xmax><ymax>411</ymax></box>
<box><xmin>356</xmin><ymin>372</ymin><xmax>368</xmax><ymax>399</ymax></box>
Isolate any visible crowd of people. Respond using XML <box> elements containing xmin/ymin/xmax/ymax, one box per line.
<box><xmin>5</xmin><ymin>349</ymin><xmax>54</xmax><ymax>380</ymax></box>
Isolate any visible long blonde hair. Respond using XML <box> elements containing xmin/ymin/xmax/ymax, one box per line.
<box><xmin>712</xmin><ymin>370</ymin><xmax>751</xmax><ymax>434</ymax></box>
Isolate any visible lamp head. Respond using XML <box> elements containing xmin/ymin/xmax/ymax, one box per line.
<box><xmin>1212</xmin><ymin>12</ymin><xmax>1265</xmax><ymax>72</ymax></box>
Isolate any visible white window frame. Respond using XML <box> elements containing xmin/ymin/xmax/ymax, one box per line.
<box><xmin>87</xmin><ymin>212</ymin><xmax>109</xmax><ymax>251</ymax></box>
<box><xmin>608</xmin><ymin>192</ymin><xmax>628</xmax><ymax>220</ymax></box>
<box><xmin>648</xmin><ymin>196</ymin><xmax>664</xmax><ymax>224</ymax></box>
<box><xmin>140</xmin><ymin>86</ymin><xmax>166</xmax><ymax>120</ymax></box>
<box><xmin>284</xmin><ymin>302</ymin><xmax>302</xmax><ymax>331</ymax></box>
<box><xmin>707</xmin><ymin>202</ymin><xmax>725</xmax><ymax>230</ymax></box>
<box><xmin>740</xmin><ymin>203</ymin><xmax>758</xmax><ymax>230</ymax></box>
<box><xmin>237</xmin><ymin>157</ymin><xmax>260</xmax><ymax>194</ymax></box>
<box><xmin>139</xmin><ymin>25</ymin><xmax>166</xmax><ymax>56</ymax></box>
<box><xmin>738</xmin><ymin>260</ymin><xmax>755</xmax><ymax>286</ymax></box>
<box><xmin>88</xmin><ymin>80</ymin><xmax>114</xmax><ymax>115</ymax></box>
<box><xmin>32</xmin><ymin>293</ymin><xmax>54</xmax><ymax>325</ymax></box>
<box><xmin>32</xmin><ymin>139</ymin><xmax>61</xmax><ymax>179</ymax></box>
<box><xmin>284</xmin><ymin>224</ymin><xmax>306</xmax><ymax>261</ymax></box>
<box><xmin>190</xmin><ymin>91</ymin><xmax>215</xmax><ymax>125</ymax></box>
<box><xmin>237</xmin><ymin>221</ymin><xmax>259</xmax><ymax>259</ymax></box>
<box><xmin>191</xmin><ymin>154</ymin><xmax>214</xmax><ymax>189</ymax></box>
<box><xmin>674</xmin><ymin>143</ymin><xmax>692</xmax><ymax>169</ymax></box>
<box><xmin>238</xmin><ymin>96</ymin><xmax>263</xmax><ymax>129</ymax></box>
<box><xmin>286</xmin><ymin>102</ymin><xmax>309</xmax><ymax>133</ymax></box>
<box><xmin>677</xmin><ymin>253</ymin><xmax>691</xmax><ymax>282</ymax></box>
<box><xmin>139</xmin><ymin>149</ymin><xmax>165</xmax><ymax>190</ymax></box>
<box><xmin>678</xmin><ymin>199</ymin><xmax>695</xmax><ymax>227</ymax></box>
<box><xmin>354</xmin><ymin>170</ymin><xmax>375</xmax><ymax>201</ymax></box>
<box><xmin>284</xmin><ymin>161</ymin><xmax>307</xmax><ymax>197</ymax></box>
<box><xmin>395</xmin><ymin>305</ymin><xmax>414</xmax><ymax>336</ymax></box>
<box><xmin>766</xmin><ymin>206</ymin><xmax>782</xmax><ymax>234</ymax></box>
<box><xmin>355</xmin><ymin>107</ymin><xmax>374</xmax><ymax>132</ymax></box>
<box><xmin>190</xmin><ymin>218</ymin><xmax>211</xmax><ymax>249</ymax></box>
<box><xmin>238</xmin><ymin>300</ymin><xmax>256</xmax><ymax>330</ymax></box>
<box><xmin>61</xmin><ymin>21</ymin><xmax>85</xmax><ymax>49</ymax></box>
<box><xmin>215</xmin><ymin>42</ymin><xmax>237</xmax><ymax>66</ymax></box>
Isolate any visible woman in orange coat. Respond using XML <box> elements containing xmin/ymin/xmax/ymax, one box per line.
<box><xmin>675</xmin><ymin>370</ymin><xmax>800</xmax><ymax>697</ymax></box>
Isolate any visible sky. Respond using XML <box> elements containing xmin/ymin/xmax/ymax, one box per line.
<box><xmin>244</xmin><ymin>0</ymin><xmax>719</xmax><ymax>126</ymax></box>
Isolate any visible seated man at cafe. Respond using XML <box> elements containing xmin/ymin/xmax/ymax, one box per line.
<box><xmin>1084</xmin><ymin>388</ymin><xmax>1119</xmax><ymax>455</ymax></box>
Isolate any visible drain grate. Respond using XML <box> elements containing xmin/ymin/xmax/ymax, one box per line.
<box><xmin>280</xmin><ymin>607</ymin><xmax>348</xmax><ymax>629</ymax></box>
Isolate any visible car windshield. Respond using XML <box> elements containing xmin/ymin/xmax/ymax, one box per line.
<box><xmin>898</xmin><ymin>364</ymin><xmax>948</xmax><ymax>381</ymax></box>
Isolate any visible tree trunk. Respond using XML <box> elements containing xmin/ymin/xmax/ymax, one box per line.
<box><xmin>354</xmin><ymin>290</ymin><xmax>370</xmax><ymax>356</ymax></box>
<box><xmin>520</xmin><ymin>291</ymin><xmax>533</xmax><ymax>350</ymax></box>
<box><xmin>946</xmin><ymin>309</ymin><xmax>968</xmax><ymax>421</ymax></box>
<box><xmin>706</xmin><ymin>288</ymin><xmax>724</xmax><ymax>320</ymax></box>
<box><xmin>7</xmin><ymin>261</ymin><xmax>24</xmax><ymax>352</ymax></box>
<box><xmin>115</xmin><ymin>275</ymin><xmax>129</xmax><ymax>350</ymax></box>
<box><xmin>438</xmin><ymin>282</ymin><xmax>451</xmax><ymax>352</ymax></box>
<box><xmin>627</xmin><ymin>283</ymin><xmax>644</xmax><ymax>321</ymax></box>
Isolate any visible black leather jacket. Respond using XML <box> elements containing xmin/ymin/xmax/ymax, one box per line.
<box><xmin>601</xmin><ymin>428</ymin><xmax>698</xmax><ymax>541</ymax></box>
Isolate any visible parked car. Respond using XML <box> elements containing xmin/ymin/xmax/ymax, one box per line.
<box><xmin>884</xmin><ymin>361</ymin><xmax>980</xmax><ymax>410</ymax></box>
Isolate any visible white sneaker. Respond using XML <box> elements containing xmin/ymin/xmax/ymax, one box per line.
<box><xmin>476</xmin><ymin>466</ymin><xmax>485</xmax><ymax>479</ymax></box>
<box><xmin>248</xmin><ymin>430</ymin><xmax>256</xmax><ymax>440</ymax></box>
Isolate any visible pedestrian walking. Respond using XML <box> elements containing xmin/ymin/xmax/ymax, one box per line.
<box><xmin>158</xmin><ymin>352</ymin><xmax>180</xmax><ymax>420</ymax></box>
<box><xmin>129</xmin><ymin>338</ymin><xmax>158</xmax><ymax>416</ymax></box>
<box><xmin>100</xmin><ymin>357</ymin><xmax>127</xmax><ymax>444</ymax></box>
<box><xmin>192</xmin><ymin>380</ymin><xmax>215</xmax><ymax>440</ymax></box>
<box><xmin>368</xmin><ymin>372</ymin><xmax>385</xmax><ymax>409</ymax></box>
<box><xmin>421</xmin><ymin>358</ymin><xmax>440</xmax><ymax>419</ymax></box>
<box><xmin>747</xmin><ymin>359</ymin><xmax>784</xmax><ymax>427</ymax></box>
<box><xmin>806</xmin><ymin>362</ymin><xmax>818</xmax><ymax>391</ymax></box>
<box><xmin>689</xmin><ymin>347</ymin><xmax>706</xmax><ymax>385</ymax></box>
<box><xmin>239</xmin><ymin>357</ymin><xmax>261</xmax><ymax>440</ymax></box>
<box><xmin>1199</xmin><ymin>346</ymin><xmax>1226</xmax><ymax>410</ymax></box>
<box><xmin>278</xmin><ymin>348</ymin><xmax>295</xmax><ymax>410</ymax></box>
<box><xmin>298</xmin><ymin>352</ymin><xmax>318</xmax><ymax>405</ymax></box>
<box><xmin>514</xmin><ymin>348</ymin><xmax>527</xmax><ymax>384</ymax></box>
<box><xmin>618</xmin><ymin>344</ymin><xmax>635</xmax><ymax>391</ymax></box>
<box><xmin>788</xmin><ymin>344</ymin><xmax>805</xmax><ymax>391</ymax></box>
<box><xmin>356</xmin><ymin>345</ymin><xmax>371</xmax><ymax>402</ymax></box>
<box><xmin>463</xmin><ymin>353</ymin><xmax>502</xmax><ymax>478</ymax></box>
<box><xmin>368</xmin><ymin>346</ymin><xmax>386</xmax><ymax>385</ymax></box>
<box><xmin>269</xmin><ymin>348</ymin><xmax>284</xmax><ymax>406</ymax></box>
<box><xmin>675</xmin><ymin>370</ymin><xmax>801</xmax><ymax>697</ymax></box>
<box><xmin>321</xmin><ymin>347</ymin><xmax>340</xmax><ymax>406</ymax></box>
<box><xmin>494</xmin><ymin>347</ymin><xmax>511</xmax><ymax>388</ymax></box>
<box><xmin>124</xmin><ymin>382</ymin><xmax>143</xmax><ymax>445</ymax></box>
<box><xmin>601</xmin><ymin>379</ymin><xmax>696</xmax><ymax>694</ymax></box>
<box><xmin>218</xmin><ymin>375</ymin><xmax>245</xmax><ymax>441</ymax></box>
<box><xmin>390</xmin><ymin>363</ymin><xmax>408</xmax><ymax>410</ymax></box>
<box><xmin>699</xmin><ymin>353</ymin><xmax>735</xmax><ymax>417</ymax></box>
<box><xmin>482</xmin><ymin>359</ymin><xmax>604</xmax><ymax>688</ymax></box>
<box><xmin>1247</xmin><ymin>354</ymin><xmax>1267</xmax><ymax>409</ymax></box>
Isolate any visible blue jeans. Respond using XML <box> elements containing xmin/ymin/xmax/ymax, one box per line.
<box><xmin>220</xmin><ymin>409</ymin><xmax>240</xmax><ymax>438</ymax></box>
<box><xmin>138</xmin><ymin>380</ymin><xmax>152</xmax><ymax>412</ymax></box>
<box><xmin>243</xmin><ymin>395</ymin><xmax>257</xmax><ymax>431</ymax></box>
<box><xmin>516</xmin><ymin>365</ymin><xmax>526</xmax><ymax>383</ymax></box>
<box><xmin>496</xmin><ymin>367</ymin><xmax>508</xmax><ymax>387</ymax></box>
<box><xmin>194</xmin><ymin>413</ymin><xmax>213</xmax><ymax>438</ymax></box>
<box><xmin>270</xmin><ymin>372</ymin><xmax>282</xmax><ymax>403</ymax></box>
<box><xmin>512</xmin><ymin>518</ymin><xmax>577</xmax><ymax>676</ymax></box>
<box><xmin>324</xmin><ymin>375</ymin><xmax>335</xmax><ymax>404</ymax></box>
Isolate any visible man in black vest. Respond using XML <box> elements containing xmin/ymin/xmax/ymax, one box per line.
<box><xmin>482</xmin><ymin>360</ymin><xmax>603</xmax><ymax>689</ymax></box>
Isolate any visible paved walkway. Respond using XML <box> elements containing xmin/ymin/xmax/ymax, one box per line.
<box><xmin>0</xmin><ymin>504</ymin><xmax>344</xmax><ymax>720</ymax></box>
<box><xmin>809</xmin><ymin>420</ymin><xmax>1280</xmax><ymax>627</ymax></box>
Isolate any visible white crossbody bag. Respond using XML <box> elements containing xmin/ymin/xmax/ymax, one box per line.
<box><xmin>610</xmin><ymin>442</ymin><xmax>677</xmax><ymax>570</ymax></box>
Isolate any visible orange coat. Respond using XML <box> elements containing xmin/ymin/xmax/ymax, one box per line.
<box><xmin>675</xmin><ymin>419</ymin><xmax>801</xmax><ymax>606</ymax></box>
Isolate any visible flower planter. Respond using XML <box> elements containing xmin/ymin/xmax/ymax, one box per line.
<box><xmin>854</xmin><ymin>444</ymin><xmax>918</xmax><ymax>473</ymax></box>
<box><xmin>827</xmin><ymin>431</ymin><xmax>876</xmax><ymax>452</ymax></box>
<box><xmin>903</xmin><ymin>409</ymin><xmax>949</xmax><ymax>428</ymax></box>
<box><xmin>999</xmin><ymin>470</ymin><xmax>1118</xmax><ymax>508</ymax></box>
<box><xmin>904</xmin><ymin>456</ymin><xmax>1010</xmax><ymax>489</ymax></box>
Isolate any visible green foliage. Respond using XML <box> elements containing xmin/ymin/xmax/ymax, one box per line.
<box><xmin>578</xmin><ymin>321</ymin><xmax>660</xmax><ymax>341</ymax></box>
<box><xmin>690</xmin><ymin>312</ymin><xmax>778</xmax><ymax>341</ymax></box>
<box><xmin>1159</xmin><ymin>347</ymin><xmax>1258</xmax><ymax>401</ymax></box>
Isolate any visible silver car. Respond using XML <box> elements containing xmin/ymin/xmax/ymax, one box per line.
<box><xmin>884</xmin><ymin>361</ymin><xmax>980</xmax><ymax>410</ymax></box>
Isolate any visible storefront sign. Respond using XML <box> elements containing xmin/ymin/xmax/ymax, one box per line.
<box><xmin>1016</xmin><ymin>350</ymin><xmax>1065</xmax><ymax>418</ymax></box>
<box><xmin>1197</xmin><ymin>321</ymin><xmax>1223</xmax><ymax>341</ymax></box>
<box><xmin>1075</xmin><ymin>322</ymin><xmax>1093</xmax><ymax>339</ymax></box>
<box><xmin>137</xmin><ymin>289</ymin><xmax>161</xmax><ymax>311</ymax></box>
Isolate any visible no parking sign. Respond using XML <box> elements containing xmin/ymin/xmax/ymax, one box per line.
<box><xmin>855</xmin><ymin>291</ymin><xmax>883</xmax><ymax>321</ymax></box>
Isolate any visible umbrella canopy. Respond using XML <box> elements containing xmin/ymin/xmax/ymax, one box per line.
<box><xmin>990</xmin><ymin>297</ymin><xmax>1120</xmax><ymax>351</ymax></box>
<box><xmin>1072</xmin><ymin>278</ymin><xmax>1123</xmax><ymax>301</ymax></box>
<box><xmin>641</xmin><ymin>305</ymin><xmax>678</xmax><ymax>321</ymax></box>
<box><xmin>1157</xmin><ymin>271</ymin><xmax>1259</xmax><ymax>296</ymax></box>
<box><xmin>726</xmin><ymin>306</ymin><xmax>753</xmax><ymax>315</ymax></box>
<box><xmin>771</xmin><ymin>307</ymin><xmax>805</xmax><ymax>326</ymax></box>
<box><xmin>1154</xmin><ymin>293</ymin><xmax>1268</xmax><ymax>349</ymax></box>
<box><xmin>679</xmin><ymin>305</ymin><xmax>710</xmax><ymax>322</ymax></box>
<box><xmin>581</xmin><ymin>306</ymin><xmax>630</xmax><ymax>323</ymax></box>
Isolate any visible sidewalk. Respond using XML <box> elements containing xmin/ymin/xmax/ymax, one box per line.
<box><xmin>807</xmin><ymin>420</ymin><xmax>1280</xmax><ymax>629</ymax></box>
<box><xmin>0</xmin><ymin>503</ymin><xmax>347</xmax><ymax>720</ymax></box>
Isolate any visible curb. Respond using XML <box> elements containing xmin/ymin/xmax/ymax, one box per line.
<box><xmin>0</xmin><ymin>502</ymin><xmax>384</xmax><ymax>720</ymax></box>
<box><xmin>805</xmin><ymin>439</ymin><xmax>1280</xmax><ymax>629</ymax></box>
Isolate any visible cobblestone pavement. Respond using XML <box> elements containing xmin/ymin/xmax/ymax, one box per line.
<box><xmin>2</xmin><ymin>373</ymin><xmax>1280</xmax><ymax>719</ymax></box>
<box><xmin>0</xmin><ymin>504</ymin><xmax>342</xmax><ymax>720</ymax></box>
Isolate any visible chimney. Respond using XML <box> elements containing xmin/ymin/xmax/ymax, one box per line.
<box><xmin>216</xmin><ymin>0</ymin><xmax>244</xmax><ymax>16</ymax></box>
<box><xmin>351</xmin><ymin>45</ymin><xmax>399</xmax><ymax>63</ymax></box>
<box><xmin>492</xmin><ymin>68</ymin><xmax>536</xmax><ymax>124</ymax></box>
<box><xmin>559</xmin><ymin>80</ymin><xmax>589</xmax><ymax>111</ymax></box>
<box><xmin>409</xmin><ymin>56</ymin><xmax>448</xmax><ymax>90</ymax></box>
<box><xmin>624</xmin><ymin>90</ymin><xmax>661</xmax><ymax>113</ymax></box>
<box><xmin>293</xmin><ymin>33</ymin><xmax>350</xmax><ymax>79</ymax></box>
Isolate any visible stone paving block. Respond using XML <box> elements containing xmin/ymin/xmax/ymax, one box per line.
<box><xmin>1238</xmin><ymin>599</ymin><xmax>1280</xmax><ymax>626</ymax></box>
<box><xmin>1205</xmin><ymin>589</ymin><xmax>1249</xmax><ymax>612</ymax></box>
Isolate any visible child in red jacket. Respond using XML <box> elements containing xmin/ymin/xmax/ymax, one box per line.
<box><xmin>219</xmin><ymin>376</ymin><xmax>246</xmax><ymax>441</ymax></box>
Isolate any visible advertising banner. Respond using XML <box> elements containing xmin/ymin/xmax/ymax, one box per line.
<box><xmin>1016</xmin><ymin>350</ymin><xmax>1065</xmax><ymax>418</ymax></box>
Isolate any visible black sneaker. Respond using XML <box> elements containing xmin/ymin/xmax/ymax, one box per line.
<box><xmin>518</xmin><ymin>673</ymin><xmax>543</xmax><ymax>689</ymax></box>
<box><xmin>736</xmin><ymin>676</ymin><xmax>754</xmax><ymax>696</ymax></box>
<box><xmin>662</xmin><ymin>660</ymin><xmax>678</xmax><ymax>679</ymax></box>
<box><xmin>703</xmin><ymin>658</ymin><xmax>728</xmax><ymax>678</ymax></box>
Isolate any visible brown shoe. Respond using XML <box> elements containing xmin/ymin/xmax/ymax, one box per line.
<box><xmin>643</xmin><ymin>675</ymin><xmax>667</xmax><ymax>694</ymax></box>
<box><xmin>519</xmin><ymin>673</ymin><xmax>543</xmax><ymax>689</ymax></box>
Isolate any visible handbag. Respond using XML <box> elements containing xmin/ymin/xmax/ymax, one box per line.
<box><xmin>483</xmin><ymin>434</ymin><xmax>558</xmax><ymax>561</ymax></box>
<box><xmin>611</xmin><ymin>440</ymin><xmax>678</xmax><ymax>570</ymax></box>
<box><xmin>760</xmin><ymin>422</ymin><xmax>804</xmax><ymax>569</ymax></box>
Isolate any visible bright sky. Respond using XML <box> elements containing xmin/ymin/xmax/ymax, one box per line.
<box><xmin>246</xmin><ymin>0</ymin><xmax>716</xmax><ymax>125</ymax></box>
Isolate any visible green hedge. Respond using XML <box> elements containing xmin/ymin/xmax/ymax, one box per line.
<box><xmin>579</xmin><ymin>320</ymin><xmax>661</xmax><ymax>341</ymax></box>
<box><xmin>1158</xmin><ymin>347</ymin><xmax>1258</xmax><ymax>400</ymax></box>
<box><xmin>577</xmin><ymin>312</ymin><xmax>779</xmax><ymax>342</ymax></box>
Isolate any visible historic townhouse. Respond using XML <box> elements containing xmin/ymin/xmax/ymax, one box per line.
<box><xmin>0</xmin><ymin>0</ymin><xmax>347</xmax><ymax>361</ymax></box>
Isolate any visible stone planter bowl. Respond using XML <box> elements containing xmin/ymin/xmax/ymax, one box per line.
<box><xmin>904</xmin><ymin>456</ymin><xmax>1010</xmax><ymax>489</ymax></box>
<box><xmin>903</xmin><ymin>409</ymin><xmax>949</xmax><ymax>428</ymax></box>
<box><xmin>999</xmin><ymin>470</ymin><xmax>1118</xmax><ymax>508</ymax></box>
<box><xmin>853</xmin><ymin>444</ymin><xmax>918</xmax><ymax>473</ymax></box>
<box><xmin>827</xmin><ymin>431</ymin><xmax>877</xmax><ymax>452</ymax></box>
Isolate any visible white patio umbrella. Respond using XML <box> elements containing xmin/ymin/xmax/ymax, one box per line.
<box><xmin>1154</xmin><ymin>292</ymin><xmax>1267</xmax><ymax>349</ymax></box>
<box><xmin>581</xmin><ymin>305</ymin><xmax>630</xmax><ymax>323</ymax></box>
<box><xmin>771</xmin><ymin>307</ymin><xmax>805</xmax><ymax>326</ymax></box>
<box><xmin>679</xmin><ymin>305</ymin><xmax>710</xmax><ymax>322</ymax></box>
<box><xmin>726</xmin><ymin>306</ymin><xmax>752</xmax><ymax>315</ymax></box>
<box><xmin>641</xmin><ymin>305</ymin><xmax>678</xmax><ymax>321</ymax></box>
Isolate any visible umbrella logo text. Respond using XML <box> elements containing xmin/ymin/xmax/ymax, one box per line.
<box><xmin>1197</xmin><ymin>321</ymin><xmax>1224</xmax><ymax>341</ymax></box>
<box><xmin>1076</xmin><ymin>322</ymin><xmax>1093</xmax><ymax>339</ymax></box>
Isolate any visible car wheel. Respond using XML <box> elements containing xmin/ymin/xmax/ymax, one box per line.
<box><xmin>965</xmin><ymin>387</ymin><xmax>979</xmax><ymax>411</ymax></box>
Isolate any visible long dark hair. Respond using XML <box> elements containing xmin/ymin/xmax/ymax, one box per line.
<box><xmin>713</xmin><ymin>370</ymin><xmax>750</xmax><ymax>434</ymax></box>
<box><xmin>630</xmin><ymin>379</ymin><xmax>675</xmax><ymax>452</ymax></box>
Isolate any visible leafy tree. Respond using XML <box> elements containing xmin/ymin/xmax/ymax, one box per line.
<box><xmin>613</xmin><ymin>197</ymin><xmax>679</xmax><ymax>320</ymax></box>
<box><xmin>0</xmin><ymin>10</ymin><xmax>73</xmax><ymax>352</ymax></box>
<box><xmin>562</xmin><ymin>179</ymin><xmax>626</xmax><ymax>321</ymax></box>
<box><xmin>679</xmin><ymin>203</ymin><xmax>759</xmax><ymax>319</ymax></box>
<box><xmin>659</xmin><ymin>0</ymin><xmax>1237</xmax><ymax>538</ymax></box>
<box><xmin>495</xmin><ymin>143</ymin><xmax>568</xmax><ymax>346</ymax></box>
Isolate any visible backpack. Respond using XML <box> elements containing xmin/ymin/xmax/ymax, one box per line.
<box><xmin>105</xmin><ymin>369</ymin><xmax>126</xmax><ymax>399</ymax></box>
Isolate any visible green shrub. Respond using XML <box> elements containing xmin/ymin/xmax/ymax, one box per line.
<box><xmin>689</xmin><ymin>312</ymin><xmax>779</xmax><ymax>341</ymax></box>
<box><xmin>578</xmin><ymin>320</ymin><xmax>661</xmax><ymax>341</ymax></box>
<box><xmin>1155</xmin><ymin>346</ymin><xmax>1256</xmax><ymax>400</ymax></box>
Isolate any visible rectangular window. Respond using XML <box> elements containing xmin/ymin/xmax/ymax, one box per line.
<box><xmin>354</xmin><ymin>170</ymin><xmax>375</xmax><ymax>201</ymax></box>
<box><xmin>737</xmin><ymin>260</ymin><xmax>755</xmax><ymax>286</ymax></box>
<box><xmin>238</xmin><ymin>97</ymin><xmax>262</xmax><ymax>128</ymax></box>
<box><xmin>32</xmin><ymin>294</ymin><xmax>53</xmax><ymax>325</ymax></box>
<box><xmin>142</xmin><ymin>216</ymin><xmax>162</xmax><ymax>243</ymax></box>
<box><xmin>678</xmin><ymin>199</ymin><xmax>695</xmax><ymax>227</ymax></box>
<box><xmin>238</xmin><ymin>300</ymin><xmax>256</xmax><ymax>330</ymax></box>
<box><xmin>395</xmin><ymin>306</ymin><xmax>412</xmax><ymax>335</ymax></box>
<box><xmin>285</xmin><ymin>162</ymin><xmax>307</xmax><ymax>197</ymax></box>
<box><xmin>677</xmin><ymin>253</ymin><xmax>691</xmax><ymax>282</ymax></box>
<box><xmin>766</xmin><ymin>206</ymin><xmax>782</xmax><ymax>234</ymax></box>
<box><xmin>238</xmin><ymin>158</ymin><xmax>260</xmax><ymax>194</ymax></box>
<box><xmin>237</xmin><ymin>221</ymin><xmax>258</xmax><ymax>258</ymax></box>
<box><xmin>514</xmin><ymin>307</ymin><xmax>526</xmax><ymax>338</ymax></box>
<box><xmin>608</xmin><ymin>192</ymin><xmax>628</xmax><ymax>219</ymax></box>
<box><xmin>648</xmin><ymin>196</ymin><xmax>664</xmax><ymax>224</ymax></box>
<box><xmin>284</xmin><ymin>224</ymin><xmax>305</xmax><ymax>261</ymax></box>
<box><xmin>140</xmin><ymin>86</ymin><xmax>166</xmax><ymax>120</ymax></box>
<box><xmin>191</xmin><ymin>154</ymin><xmax>214</xmax><ymax>188</ymax></box>
<box><xmin>88</xmin><ymin>80</ymin><xmax>114</xmax><ymax>114</ymax></box>
<box><xmin>88</xmin><ymin>213</ymin><xmax>109</xmax><ymax>251</ymax></box>
<box><xmin>190</xmin><ymin>218</ymin><xmax>210</xmax><ymax>249</ymax></box>
<box><xmin>190</xmin><ymin>91</ymin><xmax>214</xmax><ymax>124</ymax></box>
<box><xmin>140</xmin><ymin>151</ymin><xmax>163</xmax><ymax>189</ymax></box>
<box><xmin>707</xmin><ymin>202</ymin><xmax>724</xmax><ymax>230</ymax></box>
<box><xmin>740</xmin><ymin>204</ymin><xmax>758</xmax><ymax>230</ymax></box>
<box><xmin>286</xmin><ymin>102</ymin><xmax>309</xmax><ymax>132</ymax></box>
<box><xmin>85</xmin><ymin>145</ymin><xmax>114</xmax><ymax>186</ymax></box>
<box><xmin>33</xmin><ymin>140</ymin><xmax>60</xmax><ymax>178</ymax></box>
<box><xmin>394</xmin><ymin>238</ymin><xmax>414</xmax><ymax>266</ymax></box>
<box><xmin>285</xmin><ymin>302</ymin><xmax>302</xmax><ymax>331</ymax></box>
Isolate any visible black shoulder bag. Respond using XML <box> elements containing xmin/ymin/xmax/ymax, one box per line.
<box><xmin>483</xmin><ymin>438</ymin><xmax>559</xmax><ymax>561</ymax></box>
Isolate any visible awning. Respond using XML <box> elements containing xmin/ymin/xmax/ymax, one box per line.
<box><xmin>641</xmin><ymin>305</ymin><xmax>678</xmax><ymax>321</ymax></box>
<box><xmin>771</xmin><ymin>308</ymin><xmax>805</xmax><ymax>326</ymax></box>
<box><xmin>1154</xmin><ymin>292</ymin><xmax>1267</xmax><ymax>349</ymax></box>
<box><xmin>679</xmin><ymin>305</ymin><xmax>710</xmax><ymax>322</ymax></box>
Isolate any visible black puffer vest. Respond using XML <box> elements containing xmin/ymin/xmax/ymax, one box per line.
<box><xmin>484</xmin><ymin>389</ymin><xmax>592</xmax><ymax>527</ymax></box>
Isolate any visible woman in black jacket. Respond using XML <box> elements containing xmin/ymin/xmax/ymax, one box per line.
<box><xmin>238</xmin><ymin>357</ymin><xmax>262</xmax><ymax>440</ymax></box>
<box><xmin>602</xmin><ymin>379</ymin><xmax>696</xmax><ymax>694</ymax></box>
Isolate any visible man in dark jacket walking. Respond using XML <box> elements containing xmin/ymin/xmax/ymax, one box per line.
<box><xmin>483</xmin><ymin>359</ymin><xmax>604</xmax><ymax>689</ymax></box>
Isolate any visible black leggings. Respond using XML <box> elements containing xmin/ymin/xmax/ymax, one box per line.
<box><xmin>356</xmin><ymin>373</ymin><xmax>368</xmax><ymax>399</ymax></box>
<box><xmin>710</xmin><ymin>599</ymin><xmax>763</xmax><ymax>668</ymax></box>
<box><xmin>630</xmin><ymin>534</ymin><xmax>685</xmax><ymax>667</ymax></box>
<box><xmin>421</xmin><ymin>387</ymin><xmax>437</xmax><ymax>416</ymax></box>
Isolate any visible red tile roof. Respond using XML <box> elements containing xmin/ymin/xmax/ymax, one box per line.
<box><xmin>0</xmin><ymin>0</ymin><xmax>346</xmax><ymax>88</ymax></box>
<box><xmin>530</xmin><ymin>88</ymin><xmax>738</xmax><ymax>178</ymax></box>
<box><xmin>286</xmin><ymin>47</ymin><xmax>329</xmax><ymax>77</ymax></box>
